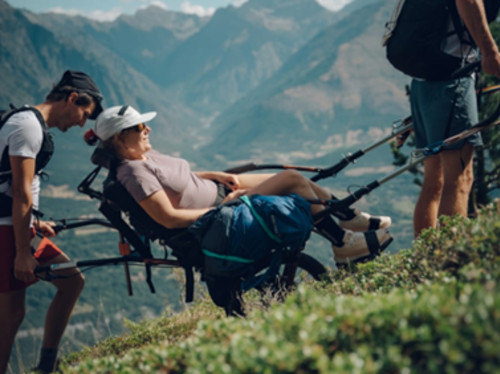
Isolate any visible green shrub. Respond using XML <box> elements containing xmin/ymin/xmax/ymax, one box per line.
<box><xmin>60</xmin><ymin>204</ymin><xmax>500</xmax><ymax>373</ymax></box>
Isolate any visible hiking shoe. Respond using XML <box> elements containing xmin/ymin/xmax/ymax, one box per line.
<box><xmin>332</xmin><ymin>228</ymin><xmax>393</xmax><ymax>266</ymax></box>
<box><xmin>338</xmin><ymin>208</ymin><xmax>391</xmax><ymax>232</ymax></box>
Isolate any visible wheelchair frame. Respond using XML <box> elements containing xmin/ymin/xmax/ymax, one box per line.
<box><xmin>35</xmin><ymin>82</ymin><xmax>500</xmax><ymax>314</ymax></box>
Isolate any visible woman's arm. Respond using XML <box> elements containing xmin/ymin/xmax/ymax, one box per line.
<box><xmin>139</xmin><ymin>189</ymin><xmax>211</xmax><ymax>229</ymax></box>
<box><xmin>195</xmin><ymin>171</ymin><xmax>240</xmax><ymax>190</ymax></box>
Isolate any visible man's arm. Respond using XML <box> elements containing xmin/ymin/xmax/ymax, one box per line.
<box><xmin>456</xmin><ymin>0</ymin><xmax>500</xmax><ymax>77</ymax></box>
<box><xmin>10</xmin><ymin>155</ymin><xmax>38</xmax><ymax>283</ymax></box>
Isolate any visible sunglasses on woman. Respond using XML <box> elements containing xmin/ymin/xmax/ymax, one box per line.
<box><xmin>122</xmin><ymin>123</ymin><xmax>146</xmax><ymax>133</ymax></box>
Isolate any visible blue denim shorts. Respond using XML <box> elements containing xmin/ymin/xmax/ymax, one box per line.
<box><xmin>410</xmin><ymin>76</ymin><xmax>483</xmax><ymax>150</ymax></box>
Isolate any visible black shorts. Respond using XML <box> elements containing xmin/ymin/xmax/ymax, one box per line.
<box><xmin>213</xmin><ymin>182</ymin><xmax>231</xmax><ymax>206</ymax></box>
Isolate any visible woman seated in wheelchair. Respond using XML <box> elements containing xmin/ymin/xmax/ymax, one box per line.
<box><xmin>90</xmin><ymin>105</ymin><xmax>393</xmax><ymax>266</ymax></box>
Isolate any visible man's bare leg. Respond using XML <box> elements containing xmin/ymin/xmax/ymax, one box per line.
<box><xmin>438</xmin><ymin>143</ymin><xmax>474</xmax><ymax>218</ymax></box>
<box><xmin>37</xmin><ymin>253</ymin><xmax>85</xmax><ymax>372</ymax></box>
<box><xmin>414</xmin><ymin>155</ymin><xmax>444</xmax><ymax>238</ymax></box>
<box><xmin>0</xmin><ymin>289</ymin><xmax>26</xmax><ymax>374</ymax></box>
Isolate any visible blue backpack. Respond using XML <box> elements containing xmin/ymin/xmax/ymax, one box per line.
<box><xmin>188</xmin><ymin>194</ymin><xmax>313</xmax><ymax>285</ymax></box>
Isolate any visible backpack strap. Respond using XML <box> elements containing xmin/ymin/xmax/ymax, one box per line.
<box><xmin>0</xmin><ymin>106</ymin><xmax>53</xmax><ymax>218</ymax></box>
<box><xmin>238</xmin><ymin>195</ymin><xmax>285</xmax><ymax>292</ymax></box>
<box><xmin>446</xmin><ymin>0</ymin><xmax>469</xmax><ymax>46</ymax></box>
<box><xmin>240</xmin><ymin>195</ymin><xmax>283</xmax><ymax>244</ymax></box>
<box><xmin>0</xmin><ymin>106</ymin><xmax>54</xmax><ymax>183</ymax></box>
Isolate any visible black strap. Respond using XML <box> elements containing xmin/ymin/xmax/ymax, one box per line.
<box><xmin>118</xmin><ymin>105</ymin><xmax>129</xmax><ymax>115</ymax></box>
<box><xmin>184</xmin><ymin>267</ymin><xmax>194</xmax><ymax>303</ymax></box>
<box><xmin>0</xmin><ymin>194</ymin><xmax>44</xmax><ymax>218</ymax></box>
<box><xmin>0</xmin><ymin>106</ymin><xmax>53</xmax><ymax>217</ymax></box>
<box><xmin>368</xmin><ymin>217</ymin><xmax>381</xmax><ymax>231</ymax></box>
<box><xmin>0</xmin><ymin>106</ymin><xmax>54</xmax><ymax>178</ymax></box>
<box><xmin>365</xmin><ymin>231</ymin><xmax>381</xmax><ymax>256</ymax></box>
<box><xmin>447</xmin><ymin>0</ymin><xmax>468</xmax><ymax>44</ymax></box>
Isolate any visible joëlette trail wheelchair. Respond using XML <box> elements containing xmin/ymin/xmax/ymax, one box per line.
<box><xmin>36</xmin><ymin>145</ymin><xmax>330</xmax><ymax>317</ymax></box>
<box><xmin>36</xmin><ymin>81</ymin><xmax>500</xmax><ymax>316</ymax></box>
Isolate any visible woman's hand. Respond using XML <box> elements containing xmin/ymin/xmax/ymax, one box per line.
<box><xmin>34</xmin><ymin>220</ymin><xmax>57</xmax><ymax>237</ymax></box>
<box><xmin>221</xmin><ymin>189</ymin><xmax>248</xmax><ymax>204</ymax></box>
<box><xmin>216</xmin><ymin>173</ymin><xmax>240</xmax><ymax>190</ymax></box>
<box><xmin>197</xmin><ymin>171</ymin><xmax>241</xmax><ymax>190</ymax></box>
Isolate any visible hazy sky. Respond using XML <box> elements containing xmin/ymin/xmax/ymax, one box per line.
<box><xmin>7</xmin><ymin>0</ymin><xmax>352</xmax><ymax>21</ymax></box>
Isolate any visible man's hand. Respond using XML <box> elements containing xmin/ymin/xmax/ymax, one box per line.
<box><xmin>14</xmin><ymin>252</ymin><xmax>38</xmax><ymax>283</ymax></box>
<box><xmin>456</xmin><ymin>0</ymin><xmax>500</xmax><ymax>78</ymax></box>
<box><xmin>481</xmin><ymin>51</ymin><xmax>500</xmax><ymax>77</ymax></box>
<box><xmin>35</xmin><ymin>220</ymin><xmax>57</xmax><ymax>237</ymax></box>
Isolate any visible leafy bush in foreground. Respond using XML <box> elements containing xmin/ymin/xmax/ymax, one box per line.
<box><xmin>60</xmin><ymin>204</ymin><xmax>500</xmax><ymax>373</ymax></box>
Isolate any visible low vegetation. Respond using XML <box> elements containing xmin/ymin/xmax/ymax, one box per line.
<box><xmin>59</xmin><ymin>203</ymin><xmax>500</xmax><ymax>373</ymax></box>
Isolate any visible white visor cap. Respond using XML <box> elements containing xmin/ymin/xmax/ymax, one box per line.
<box><xmin>95</xmin><ymin>105</ymin><xmax>157</xmax><ymax>141</ymax></box>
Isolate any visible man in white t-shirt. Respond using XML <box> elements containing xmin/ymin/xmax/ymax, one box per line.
<box><xmin>0</xmin><ymin>70</ymin><xmax>103</xmax><ymax>374</ymax></box>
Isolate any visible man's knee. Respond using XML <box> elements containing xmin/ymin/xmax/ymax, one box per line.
<box><xmin>11</xmin><ymin>305</ymin><xmax>25</xmax><ymax>331</ymax></box>
<box><xmin>420</xmin><ymin>154</ymin><xmax>444</xmax><ymax>197</ymax></box>
<box><xmin>421</xmin><ymin>176</ymin><xmax>444</xmax><ymax>195</ymax></box>
<box><xmin>420</xmin><ymin>172</ymin><xmax>444</xmax><ymax>201</ymax></box>
<box><xmin>70</xmin><ymin>272</ymin><xmax>85</xmax><ymax>295</ymax></box>
<box><xmin>441</xmin><ymin>145</ymin><xmax>475</xmax><ymax>193</ymax></box>
<box><xmin>53</xmin><ymin>271</ymin><xmax>85</xmax><ymax>298</ymax></box>
<box><xmin>0</xmin><ymin>294</ymin><xmax>26</xmax><ymax>332</ymax></box>
<box><xmin>457</xmin><ymin>167</ymin><xmax>474</xmax><ymax>193</ymax></box>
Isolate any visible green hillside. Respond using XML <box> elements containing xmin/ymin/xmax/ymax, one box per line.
<box><xmin>55</xmin><ymin>203</ymin><xmax>500</xmax><ymax>373</ymax></box>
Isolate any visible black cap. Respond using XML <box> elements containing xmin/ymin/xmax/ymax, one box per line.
<box><xmin>55</xmin><ymin>70</ymin><xmax>103</xmax><ymax>120</ymax></box>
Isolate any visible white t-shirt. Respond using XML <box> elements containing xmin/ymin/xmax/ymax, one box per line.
<box><xmin>0</xmin><ymin>109</ymin><xmax>43</xmax><ymax>226</ymax></box>
<box><xmin>442</xmin><ymin>16</ymin><xmax>478</xmax><ymax>63</ymax></box>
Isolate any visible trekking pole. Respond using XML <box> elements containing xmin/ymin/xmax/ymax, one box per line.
<box><xmin>311</xmin><ymin>100</ymin><xmax>500</xmax><ymax>217</ymax></box>
<box><xmin>310</xmin><ymin>151</ymin><xmax>425</xmax><ymax>219</ymax></box>
<box><xmin>225</xmin><ymin>163</ymin><xmax>322</xmax><ymax>174</ymax></box>
<box><xmin>310</xmin><ymin>116</ymin><xmax>413</xmax><ymax>182</ymax></box>
<box><xmin>224</xmin><ymin>116</ymin><xmax>413</xmax><ymax>178</ymax></box>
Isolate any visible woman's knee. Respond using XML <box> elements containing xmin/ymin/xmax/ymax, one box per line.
<box><xmin>278</xmin><ymin>169</ymin><xmax>307</xmax><ymax>187</ymax></box>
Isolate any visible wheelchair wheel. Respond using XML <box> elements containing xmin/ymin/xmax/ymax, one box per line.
<box><xmin>260</xmin><ymin>252</ymin><xmax>329</xmax><ymax>302</ymax></box>
<box><xmin>281</xmin><ymin>252</ymin><xmax>329</xmax><ymax>287</ymax></box>
<box><xmin>219</xmin><ymin>253</ymin><xmax>329</xmax><ymax>317</ymax></box>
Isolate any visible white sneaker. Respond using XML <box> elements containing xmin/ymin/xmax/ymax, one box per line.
<box><xmin>332</xmin><ymin>228</ymin><xmax>393</xmax><ymax>265</ymax></box>
<box><xmin>338</xmin><ymin>208</ymin><xmax>392</xmax><ymax>232</ymax></box>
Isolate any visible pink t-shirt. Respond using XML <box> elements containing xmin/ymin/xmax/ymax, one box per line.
<box><xmin>117</xmin><ymin>150</ymin><xmax>217</xmax><ymax>209</ymax></box>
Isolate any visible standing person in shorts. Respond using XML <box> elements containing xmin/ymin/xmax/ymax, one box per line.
<box><xmin>412</xmin><ymin>0</ymin><xmax>500</xmax><ymax>237</ymax></box>
<box><xmin>0</xmin><ymin>70</ymin><xmax>103</xmax><ymax>374</ymax></box>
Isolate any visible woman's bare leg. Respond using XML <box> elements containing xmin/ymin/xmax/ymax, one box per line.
<box><xmin>245</xmin><ymin>170</ymin><xmax>325</xmax><ymax>214</ymax></box>
<box><xmin>236</xmin><ymin>173</ymin><xmax>275</xmax><ymax>189</ymax></box>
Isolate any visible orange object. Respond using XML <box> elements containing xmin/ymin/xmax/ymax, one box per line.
<box><xmin>119</xmin><ymin>242</ymin><xmax>131</xmax><ymax>256</ymax></box>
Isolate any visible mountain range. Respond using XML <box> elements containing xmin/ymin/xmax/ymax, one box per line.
<box><xmin>1</xmin><ymin>0</ymin><xmax>418</xmax><ymax>370</ymax></box>
<box><xmin>1</xmin><ymin>0</ymin><xmax>409</xmax><ymax>171</ymax></box>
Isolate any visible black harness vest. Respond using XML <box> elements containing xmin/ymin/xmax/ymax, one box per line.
<box><xmin>0</xmin><ymin>106</ymin><xmax>54</xmax><ymax>217</ymax></box>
